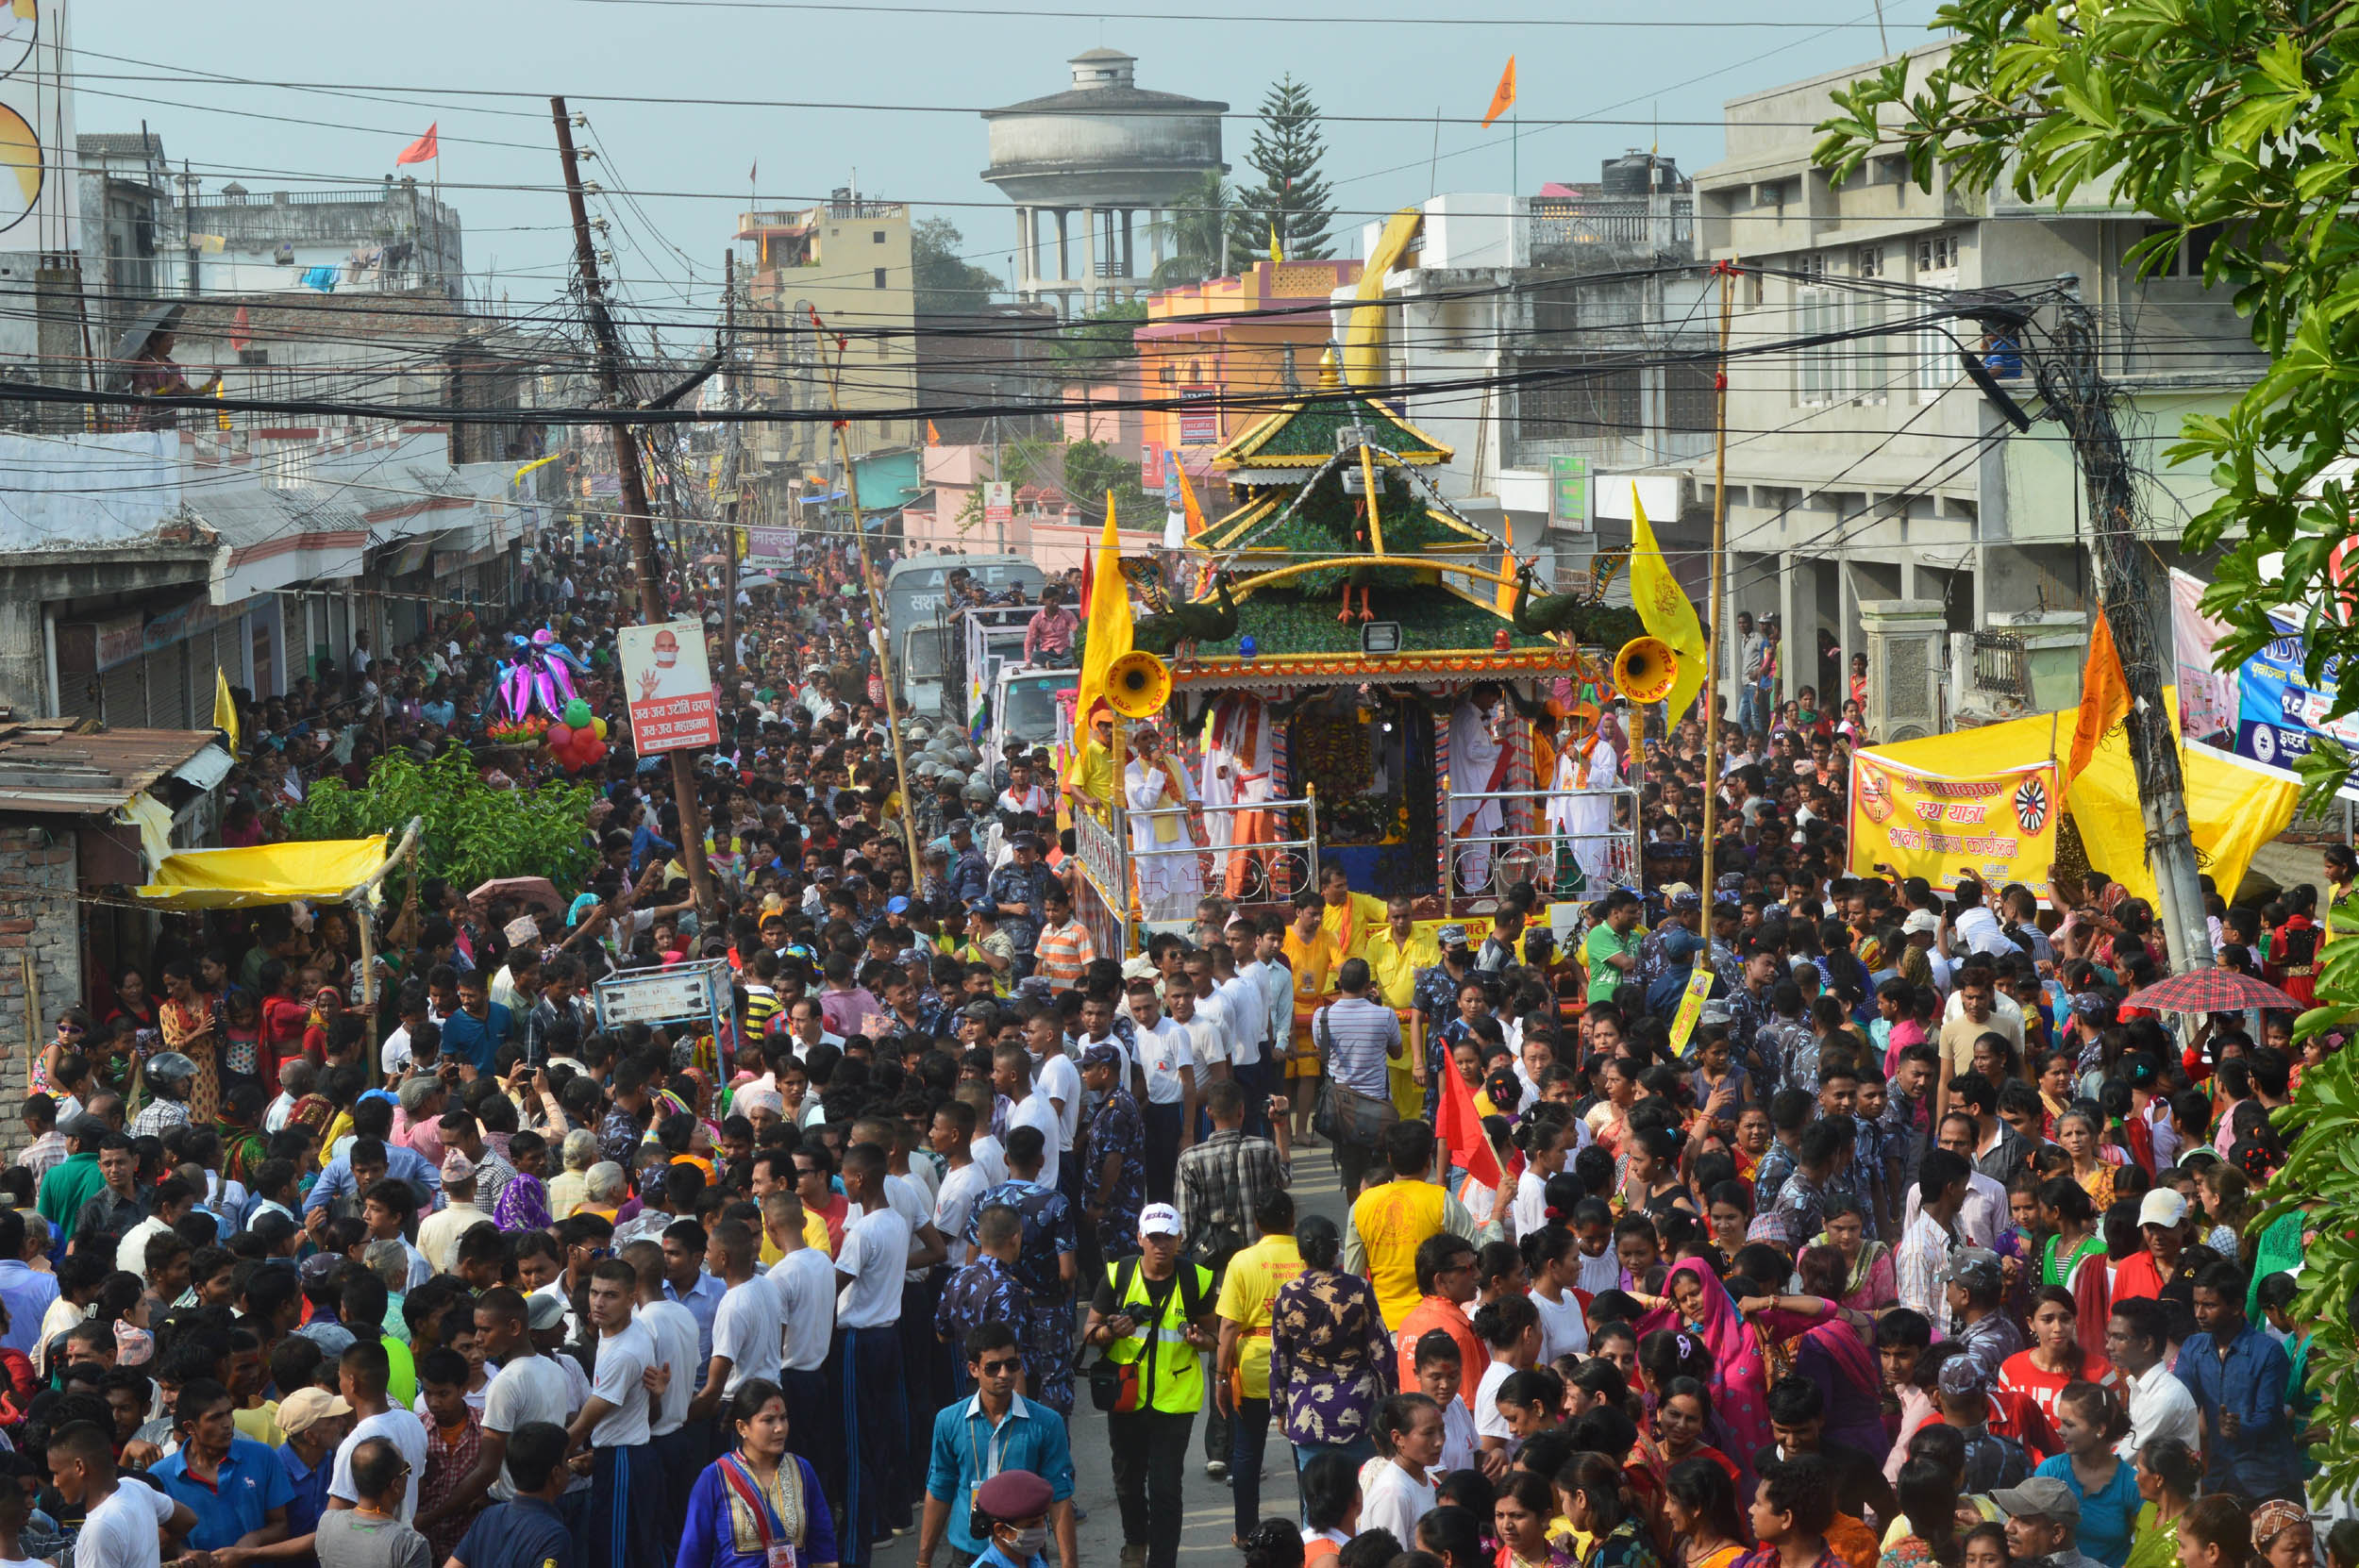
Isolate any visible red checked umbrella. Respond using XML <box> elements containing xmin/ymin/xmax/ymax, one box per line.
<box><xmin>2120</xmin><ymin>969</ymin><xmax>2303</xmax><ymax>1013</ymax></box>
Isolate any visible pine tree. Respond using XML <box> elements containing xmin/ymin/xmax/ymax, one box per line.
<box><xmin>1229</xmin><ymin>75</ymin><xmax>1336</xmax><ymax>262</ymax></box>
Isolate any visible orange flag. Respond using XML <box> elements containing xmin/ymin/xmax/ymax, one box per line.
<box><xmin>1172</xmin><ymin>459</ymin><xmax>1205</xmax><ymax>538</ymax></box>
<box><xmin>926</xmin><ymin>420</ymin><xmax>941</xmax><ymax>446</ymax></box>
<box><xmin>1482</xmin><ymin>58</ymin><xmax>1517</xmax><ymax>128</ymax></box>
<box><xmin>395</xmin><ymin>124</ymin><xmax>440</xmax><ymax>165</ymax></box>
<box><xmin>1436</xmin><ymin>1044</ymin><xmax>1504</xmax><ymax>1191</ymax></box>
<box><xmin>2065</xmin><ymin>608</ymin><xmax>2133</xmax><ymax>789</ymax></box>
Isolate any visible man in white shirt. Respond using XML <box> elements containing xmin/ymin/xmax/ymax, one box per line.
<box><xmin>686</xmin><ymin>1220</ymin><xmax>779</xmax><ymax>1425</ymax></box>
<box><xmin>47</xmin><ymin>1419</ymin><xmax>195</xmax><ymax>1568</ymax></box>
<box><xmin>1021</xmin><ymin>1011</ymin><xmax>1083</xmax><ymax>1197</ymax></box>
<box><xmin>326</xmin><ymin>1340</ymin><xmax>429</xmax><ymax>1522</ymax></box>
<box><xmin>622</xmin><ymin>1240</ymin><xmax>704</xmax><ymax>1540</ymax></box>
<box><xmin>1167</xmin><ymin>986</ymin><xmax>1230</xmax><ymax>1093</ymax></box>
<box><xmin>416</xmin><ymin>1289</ymin><xmax>579</xmax><ymax>1540</ymax></box>
<box><xmin>762</xmin><ymin>1190</ymin><xmax>840</xmax><ymax>1518</ymax></box>
<box><xmin>2106</xmin><ymin>1295</ymin><xmax>2200</xmax><ymax>1460</ymax></box>
<box><xmin>1901</xmin><ymin>1113</ymin><xmax>2007</xmax><ymax>1248</ymax></box>
<box><xmin>1945</xmin><ymin>878</ymin><xmax>2020</xmax><ymax>960</ymax></box>
<box><xmin>569</xmin><ymin>1259</ymin><xmax>663</xmax><ymax>1568</ymax></box>
<box><xmin>1126</xmin><ymin>977</ymin><xmax>1199</xmax><ymax>1206</ymax></box>
<box><xmin>836</xmin><ymin>1143</ymin><xmax>931</xmax><ymax>1554</ymax></box>
<box><xmin>930</xmin><ymin>1096</ymin><xmax>995</xmax><ymax>1264</ymax></box>
<box><xmin>993</xmin><ymin>1045</ymin><xmax>1064</xmax><ymax>1193</ymax></box>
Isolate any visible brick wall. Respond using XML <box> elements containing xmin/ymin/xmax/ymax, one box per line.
<box><xmin>0</xmin><ymin>824</ymin><xmax>81</xmax><ymax>1150</ymax></box>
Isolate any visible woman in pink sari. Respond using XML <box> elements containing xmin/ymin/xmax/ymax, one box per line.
<box><xmin>1636</xmin><ymin>1258</ymin><xmax>1773</xmax><ymax>1478</ymax></box>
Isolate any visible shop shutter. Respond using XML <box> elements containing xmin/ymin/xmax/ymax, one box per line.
<box><xmin>147</xmin><ymin>642</ymin><xmax>188</xmax><ymax>729</ymax></box>
<box><xmin>99</xmin><ymin>662</ymin><xmax>142</xmax><ymax>727</ymax></box>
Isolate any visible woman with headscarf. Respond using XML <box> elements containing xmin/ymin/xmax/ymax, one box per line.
<box><xmin>1634</xmin><ymin>1258</ymin><xmax>1772</xmax><ymax>1475</ymax></box>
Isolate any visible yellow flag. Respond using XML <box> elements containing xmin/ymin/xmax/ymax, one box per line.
<box><xmin>1073</xmin><ymin>492</ymin><xmax>1133</xmax><ymax>727</ymax></box>
<box><xmin>1628</xmin><ymin>487</ymin><xmax>1705</xmax><ymax>724</ymax></box>
<box><xmin>1268</xmin><ymin>222</ymin><xmax>1283</xmax><ymax>264</ymax></box>
<box><xmin>212</xmin><ymin>667</ymin><xmax>240</xmax><ymax>753</ymax></box>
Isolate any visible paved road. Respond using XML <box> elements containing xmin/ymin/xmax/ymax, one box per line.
<box><xmin>874</xmin><ymin>1152</ymin><xmax>1350</xmax><ymax>1566</ymax></box>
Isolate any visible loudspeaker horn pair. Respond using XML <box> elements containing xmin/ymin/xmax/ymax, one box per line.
<box><xmin>1613</xmin><ymin>636</ymin><xmax>1678</xmax><ymax>704</ymax></box>
<box><xmin>1107</xmin><ymin>650</ymin><xmax>1173</xmax><ymax>719</ymax></box>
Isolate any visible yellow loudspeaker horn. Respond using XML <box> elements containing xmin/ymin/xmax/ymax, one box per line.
<box><xmin>1106</xmin><ymin>650</ymin><xmax>1173</xmax><ymax>719</ymax></box>
<box><xmin>1613</xmin><ymin>637</ymin><xmax>1678</xmax><ymax>704</ymax></box>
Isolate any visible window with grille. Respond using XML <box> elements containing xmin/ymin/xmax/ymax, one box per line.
<box><xmin>1518</xmin><ymin>354</ymin><xmax>1644</xmax><ymax>442</ymax></box>
<box><xmin>1855</xmin><ymin>245</ymin><xmax>1885</xmax><ymax>277</ymax></box>
<box><xmin>1665</xmin><ymin>359</ymin><xmax>1717</xmax><ymax>433</ymax></box>
<box><xmin>1915</xmin><ymin>233</ymin><xmax>1958</xmax><ymax>273</ymax></box>
<box><xmin>1797</xmin><ymin>261</ymin><xmax>1844</xmax><ymax>405</ymax></box>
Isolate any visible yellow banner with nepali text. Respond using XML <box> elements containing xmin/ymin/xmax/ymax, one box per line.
<box><xmin>1847</xmin><ymin>750</ymin><xmax>2059</xmax><ymax>893</ymax></box>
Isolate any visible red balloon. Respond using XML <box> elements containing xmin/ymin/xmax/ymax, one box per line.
<box><xmin>581</xmin><ymin>737</ymin><xmax>608</xmax><ymax>765</ymax></box>
<box><xmin>547</xmin><ymin>723</ymin><xmax>574</xmax><ymax>750</ymax></box>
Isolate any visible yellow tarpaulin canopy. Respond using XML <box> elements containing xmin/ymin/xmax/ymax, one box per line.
<box><xmin>1864</xmin><ymin>689</ymin><xmax>2298</xmax><ymax>908</ymax></box>
<box><xmin>134</xmin><ymin>835</ymin><xmax>391</xmax><ymax>911</ymax></box>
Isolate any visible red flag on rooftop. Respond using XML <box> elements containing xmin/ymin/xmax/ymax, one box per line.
<box><xmin>395</xmin><ymin>124</ymin><xmax>440</xmax><ymax>165</ymax></box>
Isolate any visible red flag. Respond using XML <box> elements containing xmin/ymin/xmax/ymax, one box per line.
<box><xmin>394</xmin><ymin>124</ymin><xmax>440</xmax><ymax>165</ymax></box>
<box><xmin>1078</xmin><ymin>541</ymin><xmax>1095</xmax><ymax>619</ymax></box>
<box><xmin>1437</xmin><ymin>1047</ymin><xmax>1503</xmax><ymax>1191</ymax></box>
<box><xmin>1481</xmin><ymin>58</ymin><xmax>1516</xmax><ymax>128</ymax></box>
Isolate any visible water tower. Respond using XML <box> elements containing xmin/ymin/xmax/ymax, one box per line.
<box><xmin>982</xmin><ymin>48</ymin><xmax>1226</xmax><ymax>318</ymax></box>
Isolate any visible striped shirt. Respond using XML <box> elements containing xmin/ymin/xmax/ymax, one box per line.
<box><xmin>1312</xmin><ymin>995</ymin><xmax>1399</xmax><ymax>1099</ymax></box>
<box><xmin>1033</xmin><ymin>919</ymin><xmax>1096</xmax><ymax>988</ymax></box>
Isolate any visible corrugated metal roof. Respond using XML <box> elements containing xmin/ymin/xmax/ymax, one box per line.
<box><xmin>0</xmin><ymin>723</ymin><xmax>223</xmax><ymax>816</ymax></box>
<box><xmin>189</xmin><ymin>485</ymin><xmax>372</xmax><ymax>549</ymax></box>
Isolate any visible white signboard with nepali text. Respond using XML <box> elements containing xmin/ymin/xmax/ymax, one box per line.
<box><xmin>617</xmin><ymin>619</ymin><xmax>718</xmax><ymax>754</ymax></box>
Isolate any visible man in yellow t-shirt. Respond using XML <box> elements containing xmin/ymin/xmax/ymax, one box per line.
<box><xmin>1213</xmin><ymin>1197</ymin><xmax>1305</xmax><ymax>1537</ymax></box>
<box><xmin>1315</xmin><ymin>864</ymin><xmax>1388</xmax><ymax>962</ymax></box>
<box><xmin>1363</xmin><ymin>894</ymin><xmax>1440</xmax><ymax>1121</ymax></box>
<box><xmin>1343</xmin><ymin>1121</ymin><xmax>1474</xmax><ymax>1329</ymax></box>
<box><xmin>1280</xmin><ymin>892</ymin><xmax>1337</xmax><ymax>1143</ymax></box>
<box><xmin>1063</xmin><ymin>705</ymin><xmax>1119</xmax><ymax>820</ymax></box>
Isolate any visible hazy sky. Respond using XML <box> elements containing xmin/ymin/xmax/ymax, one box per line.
<box><xmin>73</xmin><ymin>0</ymin><xmax>1942</xmax><ymax>328</ymax></box>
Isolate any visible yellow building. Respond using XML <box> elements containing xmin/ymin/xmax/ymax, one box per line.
<box><xmin>738</xmin><ymin>195</ymin><xmax>916</xmax><ymax>467</ymax></box>
<box><xmin>1136</xmin><ymin>258</ymin><xmax>1362</xmax><ymax>501</ymax></box>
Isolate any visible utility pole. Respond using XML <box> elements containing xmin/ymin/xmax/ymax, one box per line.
<box><xmin>718</xmin><ymin>248</ymin><xmax>742</xmax><ymax>692</ymax></box>
<box><xmin>815</xmin><ymin>312</ymin><xmax>924</xmax><ymax>863</ymax></box>
<box><xmin>1698</xmin><ymin>261</ymin><xmax>1734</xmax><ymax>902</ymax></box>
<box><xmin>550</xmin><ymin>95</ymin><xmax>716</xmax><ymax>919</ymax></box>
<box><xmin>2039</xmin><ymin>297</ymin><xmax>2209</xmax><ymax>974</ymax></box>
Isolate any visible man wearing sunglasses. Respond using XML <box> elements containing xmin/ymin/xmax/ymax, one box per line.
<box><xmin>915</xmin><ymin>1320</ymin><xmax>1077</xmax><ymax>1568</ymax></box>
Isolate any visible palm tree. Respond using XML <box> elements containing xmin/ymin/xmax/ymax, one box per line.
<box><xmin>1151</xmin><ymin>172</ymin><xmax>1236</xmax><ymax>286</ymax></box>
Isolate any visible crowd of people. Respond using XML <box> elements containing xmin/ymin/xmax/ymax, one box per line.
<box><xmin>0</xmin><ymin>520</ymin><xmax>2340</xmax><ymax>1568</ymax></box>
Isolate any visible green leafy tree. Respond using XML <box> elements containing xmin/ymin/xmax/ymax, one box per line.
<box><xmin>912</xmin><ymin>215</ymin><xmax>1002</xmax><ymax>315</ymax></box>
<box><xmin>1049</xmin><ymin>300</ymin><xmax>1147</xmax><ymax>365</ymax></box>
<box><xmin>1230</xmin><ymin>75</ymin><xmax>1337</xmax><ymax>261</ymax></box>
<box><xmin>287</xmin><ymin>748</ymin><xmax>597</xmax><ymax>891</ymax></box>
<box><xmin>1152</xmin><ymin>171</ymin><xmax>1237</xmax><ymax>286</ymax></box>
<box><xmin>1814</xmin><ymin>3</ymin><xmax>2359</xmax><ymax>1498</ymax></box>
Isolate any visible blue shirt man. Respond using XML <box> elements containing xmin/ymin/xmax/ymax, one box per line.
<box><xmin>0</xmin><ymin>1211</ymin><xmax>59</xmax><ymax>1356</ymax></box>
<box><xmin>439</xmin><ymin>992</ymin><xmax>515</xmax><ymax>1076</ymax></box>
<box><xmin>450</xmin><ymin>1494</ymin><xmax>573</xmax><ymax>1568</ymax></box>
<box><xmin>663</xmin><ymin>1262</ymin><xmax>727</xmax><ymax>1387</ymax></box>
<box><xmin>303</xmin><ymin>1142</ymin><xmax>442</xmax><ymax>1217</ymax></box>
<box><xmin>151</xmin><ymin>1418</ymin><xmax>295</xmax><ymax>1551</ymax></box>
<box><xmin>2175</xmin><ymin>1267</ymin><xmax>2303</xmax><ymax>1500</ymax></box>
<box><xmin>923</xmin><ymin>1344</ymin><xmax>1074</xmax><ymax>1562</ymax></box>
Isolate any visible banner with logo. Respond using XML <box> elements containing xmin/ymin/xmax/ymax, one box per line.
<box><xmin>616</xmin><ymin>619</ymin><xmax>717</xmax><ymax>754</ymax></box>
<box><xmin>1848</xmin><ymin>751</ymin><xmax>2060</xmax><ymax>892</ymax></box>
<box><xmin>2229</xmin><ymin>610</ymin><xmax>2359</xmax><ymax>798</ymax></box>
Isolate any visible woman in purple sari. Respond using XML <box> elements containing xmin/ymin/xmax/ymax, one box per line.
<box><xmin>493</xmin><ymin>1128</ymin><xmax>553</xmax><ymax>1230</ymax></box>
<box><xmin>1732</xmin><ymin>1256</ymin><xmax>1889</xmax><ymax>1463</ymax></box>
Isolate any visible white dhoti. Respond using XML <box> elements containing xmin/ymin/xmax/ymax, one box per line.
<box><xmin>1572</xmin><ymin>739</ymin><xmax>1622</xmax><ymax>885</ymax></box>
<box><xmin>1128</xmin><ymin>757</ymin><xmax>1203</xmax><ymax>920</ymax></box>
<box><xmin>1544</xmin><ymin>750</ymin><xmax>1583</xmax><ymax>890</ymax></box>
<box><xmin>1448</xmin><ymin>700</ymin><xmax>1512</xmax><ymax>894</ymax></box>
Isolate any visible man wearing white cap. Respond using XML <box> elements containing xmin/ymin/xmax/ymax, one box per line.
<box><xmin>1082</xmin><ymin>1203</ymin><xmax>1216</xmax><ymax>1568</ymax></box>
<box><xmin>417</xmin><ymin>1152</ymin><xmax>494</xmax><ymax>1276</ymax></box>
